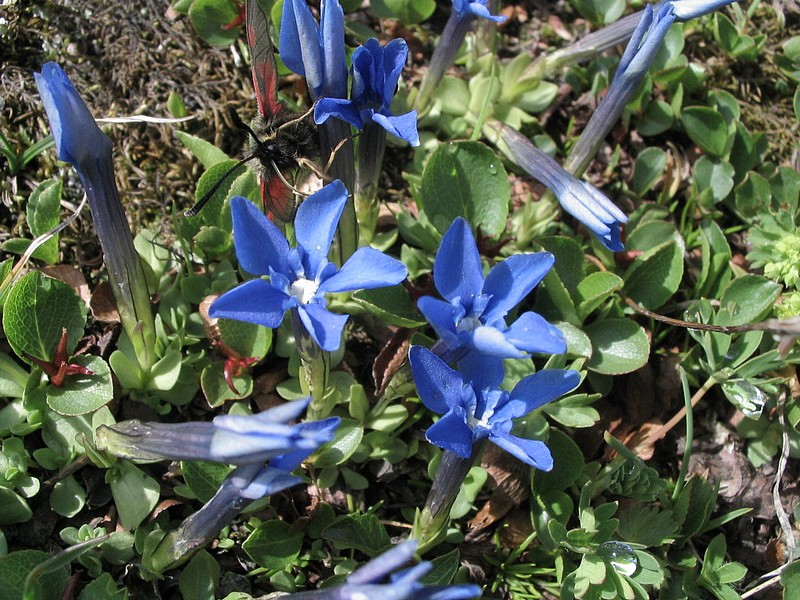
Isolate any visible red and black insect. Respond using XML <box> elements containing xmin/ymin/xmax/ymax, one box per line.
<box><xmin>185</xmin><ymin>0</ymin><xmax>318</xmax><ymax>222</ymax></box>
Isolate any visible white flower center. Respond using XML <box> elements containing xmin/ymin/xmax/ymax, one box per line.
<box><xmin>456</xmin><ymin>315</ymin><xmax>482</xmax><ymax>334</ymax></box>
<box><xmin>289</xmin><ymin>278</ymin><xmax>319</xmax><ymax>304</ymax></box>
<box><xmin>468</xmin><ymin>407</ymin><xmax>494</xmax><ymax>430</ymax></box>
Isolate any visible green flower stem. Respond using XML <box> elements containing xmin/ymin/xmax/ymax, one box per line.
<box><xmin>291</xmin><ymin>309</ymin><xmax>332</xmax><ymax>420</ymax></box>
<box><xmin>319</xmin><ymin>118</ymin><xmax>357</xmax><ymax>264</ymax></box>
<box><xmin>355</xmin><ymin>122</ymin><xmax>387</xmax><ymax>243</ymax></box>
<box><xmin>412</xmin><ymin>442</ymin><xmax>485</xmax><ymax>555</ymax></box>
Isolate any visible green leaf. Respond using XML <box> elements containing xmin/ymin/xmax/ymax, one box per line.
<box><xmin>695</xmin><ymin>220</ymin><xmax>732</xmax><ymax>299</ymax></box>
<box><xmin>76</xmin><ymin>573</ymin><xmax>127</xmax><ymax>600</ymax></box>
<box><xmin>216</xmin><ymin>318</ymin><xmax>272</xmax><ymax>359</ymax></box>
<box><xmin>0</xmin><ymin>550</ymin><xmax>68</xmax><ymax>600</ymax></box>
<box><xmin>540</xmin><ymin>236</ymin><xmax>585</xmax><ymax>296</ymax></box>
<box><xmin>176</xmin><ymin>131</ymin><xmax>229</xmax><ymax>169</ymax></box>
<box><xmin>421</xmin><ymin>548</ymin><xmax>460</xmax><ymax>585</ymax></box>
<box><xmin>50</xmin><ymin>475</ymin><xmax>86</xmax><ymax>518</ymax></box>
<box><xmin>188</xmin><ymin>0</ymin><xmax>241</xmax><ymax>47</ymax></box>
<box><xmin>717</xmin><ymin>275</ymin><xmax>782</xmax><ymax>326</ymax></box>
<box><xmin>0</xmin><ymin>487</ymin><xmax>32</xmax><ymax>525</ymax></box>
<box><xmin>637</xmin><ymin>101</ymin><xmax>674</xmax><ymax>137</ymax></box>
<box><xmin>681</xmin><ymin>107</ymin><xmax>731</xmax><ymax>157</ymax></box>
<box><xmin>369</xmin><ymin>0</ymin><xmax>436</xmax><ymax>24</ymax></box>
<box><xmin>533</xmin><ymin>429</ymin><xmax>584</xmax><ymax>493</ymax></box>
<box><xmin>26</xmin><ymin>179</ymin><xmax>62</xmax><ymax>264</ymax></box>
<box><xmin>167</xmin><ymin>92</ymin><xmax>187</xmax><ymax>119</ymax></box>
<box><xmin>322</xmin><ymin>513</ymin><xmax>391</xmax><ymax>556</ymax></box>
<box><xmin>780</xmin><ymin>559</ymin><xmax>800</xmax><ymax>597</ymax></box>
<box><xmin>146</xmin><ymin>350</ymin><xmax>183</xmax><ymax>392</ymax></box>
<box><xmin>309</xmin><ymin>418</ymin><xmax>363</xmax><ymax>467</ymax></box>
<box><xmin>179</xmin><ymin>551</ymin><xmax>220</xmax><ymax>600</ymax></box>
<box><xmin>692</xmin><ymin>156</ymin><xmax>735</xmax><ymax>206</ymax></box>
<box><xmin>182</xmin><ymin>461</ymin><xmax>232</xmax><ymax>503</ymax></box>
<box><xmin>419</xmin><ymin>141</ymin><xmax>509</xmax><ymax>237</ymax></box>
<box><xmin>585</xmin><ymin>319</ymin><xmax>650</xmax><ymax>375</ymax></box>
<box><xmin>623</xmin><ymin>221</ymin><xmax>684</xmax><ymax>309</ymax></box>
<box><xmin>352</xmin><ymin>285</ymin><xmax>426</xmax><ymax>328</ymax></box>
<box><xmin>575</xmin><ymin>272</ymin><xmax>622</xmax><ymax>320</ymax></box>
<box><xmin>46</xmin><ymin>355</ymin><xmax>113</xmax><ymax>416</ymax></box>
<box><xmin>631</xmin><ymin>147</ymin><xmax>668</xmax><ymax>196</ymax></box>
<box><xmin>0</xmin><ymin>353</ymin><xmax>29</xmax><ymax>399</ymax></box>
<box><xmin>617</xmin><ymin>505</ymin><xmax>677</xmax><ymax>547</ymax></box>
<box><xmin>544</xmin><ymin>393</ymin><xmax>600</xmax><ymax>428</ymax></box>
<box><xmin>3</xmin><ymin>271</ymin><xmax>86</xmax><ymax>365</ymax></box>
<box><xmin>109</xmin><ymin>461</ymin><xmax>161</xmax><ymax>530</ymax></box>
<box><xmin>200</xmin><ymin>363</ymin><xmax>253</xmax><ymax>407</ymax></box>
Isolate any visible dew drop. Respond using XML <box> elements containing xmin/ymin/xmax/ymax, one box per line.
<box><xmin>597</xmin><ymin>541</ymin><xmax>638</xmax><ymax>577</ymax></box>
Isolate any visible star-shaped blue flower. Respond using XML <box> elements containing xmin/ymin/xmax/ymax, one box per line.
<box><xmin>315</xmin><ymin>38</ymin><xmax>419</xmax><ymax>146</ymax></box>
<box><xmin>209</xmin><ymin>180</ymin><xmax>407</xmax><ymax>352</ymax></box>
<box><xmin>417</xmin><ymin>218</ymin><xmax>565</xmax><ymax>361</ymax></box>
<box><xmin>410</xmin><ymin>346</ymin><xmax>580</xmax><ymax>470</ymax></box>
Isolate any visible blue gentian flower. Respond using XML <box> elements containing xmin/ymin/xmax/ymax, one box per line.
<box><xmin>315</xmin><ymin>38</ymin><xmax>420</xmax><ymax>146</ymax></box>
<box><xmin>96</xmin><ymin>397</ymin><xmax>340</xmax><ymax>465</ymax></box>
<box><xmin>410</xmin><ymin>346</ymin><xmax>580</xmax><ymax>470</ymax></box>
<box><xmin>35</xmin><ymin>63</ymin><xmax>156</xmax><ymax>374</ymax></box>
<box><xmin>285</xmin><ymin>540</ymin><xmax>482</xmax><ymax>599</ymax></box>
<box><xmin>417</xmin><ymin>218</ymin><xmax>565</xmax><ymax>361</ymax></box>
<box><xmin>209</xmin><ymin>181</ymin><xmax>407</xmax><ymax>352</ymax></box>
<box><xmin>498</xmin><ymin>124</ymin><xmax>628</xmax><ymax>252</ymax></box>
<box><xmin>148</xmin><ymin>417</ymin><xmax>339</xmax><ymax>572</ymax></box>
<box><xmin>280</xmin><ymin>0</ymin><xmax>347</xmax><ymax>101</ymax></box>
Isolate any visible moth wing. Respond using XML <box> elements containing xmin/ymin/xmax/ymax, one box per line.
<box><xmin>246</xmin><ymin>0</ymin><xmax>282</xmax><ymax>117</ymax></box>
<box><xmin>263</xmin><ymin>177</ymin><xmax>298</xmax><ymax>224</ymax></box>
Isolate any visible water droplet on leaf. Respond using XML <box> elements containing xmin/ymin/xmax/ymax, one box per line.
<box><xmin>597</xmin><ymin>541</ymin><xmax>638</xmax><ymax>576</ymax></box>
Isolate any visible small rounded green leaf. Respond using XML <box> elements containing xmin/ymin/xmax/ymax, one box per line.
<box><xmin>50</xmin><ymin>475</ymin><xmax>86</xmax><ymax>518</ymax></box>
<box><xmin>46</xmin><ymin>355</ymin><xmax>113</xmax><ymax>416</ymax></box>
<box><xmin>243</xmin><ymin>520</ymin><xmax>304</xmax><ymax>570</ymax></box>
<box><xmin>309</xmin><ymin>418</ymin><xmax>364</xmax><ymax>467</ymax></box>
<box><xmin>188</xmin><ymin>0</ymin><xmax>241</xmax><ymax>47</ymax></box>
<box><xmin>585</xmin><ymin>319</ymin><xmax>650</xmax><ymax>375</ymax></box>
<box><xmin>681</xmin><ymin>107</ymin><xmax>730</xmax><ymax>157</ymax></box>
<box><xmin>3</xmin><ymin>271</ymin><xmax>86</xmax><ymax>366</ymax></box>
<box><xmin>419</xmin><ymin>141</ymin><xmax>509</xmax><ymax>237</ymax></box>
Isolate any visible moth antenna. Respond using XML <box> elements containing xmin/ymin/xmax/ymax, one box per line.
<box><xmin>228</xmin><ymin>107</ymin><xmax>262</xmax><ymax>142</ymax></box>
<box><xmin>277</xmin><ymin>102</ymin><xmax>316</xmax><ymax>131</ymax></box>
<box><xmin>184</xmin><ymin>155</ymin><xmax>254</xmax><ymax>217</ymax></box>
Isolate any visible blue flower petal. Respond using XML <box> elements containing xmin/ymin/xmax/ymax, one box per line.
<box><xmin>482</xmin><ymin>252</ymin><xmax>554</xmax><ymax>322</ymax></box>
<box><xmin>209</xmin><ymin>279</ymin><xmax>291</xmax><ymax>328</ymax></box>
<box><xmin>372</xmin><ymin>111</ymin><xmax>420</xmax><ymax>146</ymax></box>
<box><xmin>503</xmin><ymin>312</ymin><xmax>567</xmax><ymax>355</ymax></box>
<box><xmin>408</xmin><ymin>346</ymin><xmax>465</xmax><ymax>415</ymax></box>
<box><xmin>320</xmin><ymin>0</ymin><xmax>347</xmax><ymax>98</ymax></box>
<box><xmin>297</xmin><ymin>302</ymin><xmax>349</xmax><ymax>352</ymax></box>
<box><xmin>319</xmin><ymin>247</ymin><xmax>407</xmax><ymax>293</ymax></box>
<box><xmin>490</xmin><ymin>431</ymin><xmax>553</xmax><ymax>470</ymax></box>
<box><xmin>469</xmin><ymin>325</ymin><xmax>527</xmax><ymax>358</ymax></box>
<box><xmin>347</xmin><ymin>541</ymin><xmax>418</xmax><ymax>584</ymax></box>
<box><xmin>435</xmin><ymin>218</ymin><xmax>484</xmax><ymax>304</ymax></box>
<box><xmin>416</xmin><ymin>297</ymin><xmax>463</xmax><ymax>352</ymax></box>
<box><xmin>426</xmin><ymin>407</ymin><xmax>474</xmax><ymax>458</ymax></box>
<box><xmin>294</xmin><ymin>180</ymin><xmax>348</xmax><ymax>277</ymax></box>
<box><xmin>35</xmin><ymin>63</ymin><xmax>113</xmax><ymax>170</ymax></box>
<box><xmin>230</xmin><ymin>197</ymin><xmax>293</xmax><ymax>277</ymax></box>
<box><xmin>236</xmin><ymin>468</ymin><xmax>302</xmax><ymax>500</ymax></box>
<box><xmin>249</xmin><ymin>397</ymin><xmax>311</xmax><ymax>424</ymax></box>
<box><xmin>280</xmin><ymin>0</ymin><xmax>323</xmax><ymax>93</ymax></box>
<box><xmin>381</xmin><ymin>39</ymin><xmax>409</xmax><ymax>103</ymax></box>
<box><xmin>314</xmin><ymin>97</ymin><xmax>364</xmax><ymax>128</ymax></box>
<box><xmin>494</xmin><ymin>369</ymin><xmax>581</xmax><ymax>422</ymax></box>
<box><xmin>456</xmin><ymin>352</ymin><xmax>505</xmax><ymax>390</ymax></box>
